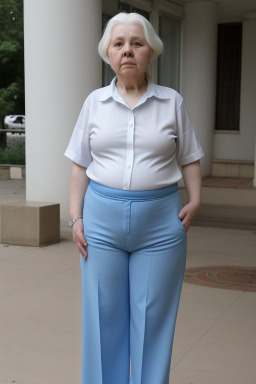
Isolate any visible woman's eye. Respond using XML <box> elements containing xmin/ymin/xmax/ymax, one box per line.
<box><xmin>114</xmin><ymin>42</ymin><xmax>122</xmax><ymax>47</ymax></box>
<box><xmin>133</xmin><ymin>42</ymin><xmax>142</xmax><ymax>47</ymax></box>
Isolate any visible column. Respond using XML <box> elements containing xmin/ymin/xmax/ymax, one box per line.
<box><xmin>240</xmin><ymin>13</ymin><xmax>256</xmax><ymax>187</ymax></box>
<box><xmin>24</xmin><ymin>0</ymin><xmax>102</xmax><ymax>220</ymax></box>
<box><xmin>182</xmin><ymin>0</ymin><xmax>219</xmax><ymax>176</ymax></box>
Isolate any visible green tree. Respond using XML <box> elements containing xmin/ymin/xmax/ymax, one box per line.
<box><xmin>0</xmin><ymin>0</ymin><xmax>24</xmax><ymax>148</ymax></box>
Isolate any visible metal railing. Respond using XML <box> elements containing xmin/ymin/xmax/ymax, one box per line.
<box><xmin>0</xmin><ymin>129</ymin><xmax>25</xmax><ymax>133</ymax></box>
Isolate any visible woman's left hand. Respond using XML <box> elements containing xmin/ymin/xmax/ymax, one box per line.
<box><xmin>180</xmin><ymin>160</ymin><xmax>202</xmax><ymax>232</ymax></box>
<box><xmin>178</xmin><ymin>201</ymin><xmax>200</xmax><ymax>232</ymax></box>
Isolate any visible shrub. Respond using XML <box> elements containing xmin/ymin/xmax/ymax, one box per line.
<box><xmin>0</xmin><ymin>139</ymin><xmax>25</xmax><ymax>165</ymax></box>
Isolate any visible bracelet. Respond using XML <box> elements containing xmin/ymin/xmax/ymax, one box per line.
<box><xmin>69</xmin><ymin>216</ymin><xmax>83</xmax><ymax>227</ymax></box>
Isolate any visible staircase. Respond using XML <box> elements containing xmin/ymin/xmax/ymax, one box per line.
<box><xmin>180</xmin><ymin>177</ymin><xmax>256</xmax><ymax>230</ymax></box>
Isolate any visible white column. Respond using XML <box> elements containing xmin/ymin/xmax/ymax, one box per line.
<box><xmin>24</xmin><ymin>0</ymin><xmax>102</xmax><ymax>220</ymax></box>
<box><xmin>182</xmin><ymin>0</ymin><xmax>219</xmax><ymax>176</ymax></box>
<box><xmin>240</xmin><ymin>13</ymin><xmax>256</xmax><ymax>187</ymax></box>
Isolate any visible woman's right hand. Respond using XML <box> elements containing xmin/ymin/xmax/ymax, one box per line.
<box><xmin>72</xmin><ymin>219</ymin><xmax>88</xmax><ymax>260</ymax></box>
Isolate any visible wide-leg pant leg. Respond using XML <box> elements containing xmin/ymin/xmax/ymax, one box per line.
<box><xmin>80</xmin><ymin>187</ymin><xmax>130</xmax><ymax>384</ymax></box>
<box><xmin>80</xmin><ymin>182</ymin><xmax>186</xmax><ymax>384</ymax></box>
<box><xmin>129</xmin><ymin>191</ymin><xmax>187</xmax><ymax>384</ymax></box>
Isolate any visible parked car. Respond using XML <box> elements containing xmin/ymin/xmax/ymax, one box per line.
<box><xmin>4</xmin><ymin>115</ymin><xmax>25</xmax><ymax>133</ymax></box>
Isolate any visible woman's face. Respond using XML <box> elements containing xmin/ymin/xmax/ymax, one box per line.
<box><xmin>107</xmin><ymin>23</ymin><xmax>152</xmax><ymax>80</ymax></box>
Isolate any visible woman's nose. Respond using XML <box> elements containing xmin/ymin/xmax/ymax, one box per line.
<box><xmin>123</xmin><ymin>45</ymin><xmax>133</xmax><ymax>57</ymax></box>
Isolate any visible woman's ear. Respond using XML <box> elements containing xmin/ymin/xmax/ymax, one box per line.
<box><xmin>149</xmin><ymin>49</ymin><xmax>154</xmax><ymax>63</ymax></box>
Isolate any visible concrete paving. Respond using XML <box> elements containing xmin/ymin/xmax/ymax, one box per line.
<box><xmin>1</xmin><ymin>179</ymin><xmax>256</xmax><ymax>384</ymax></box>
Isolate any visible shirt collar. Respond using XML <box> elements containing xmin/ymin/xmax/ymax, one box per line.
<box><xmin>97</xmin><ymin>77</ymin><xmax>117</xmax><ymax>101</ymax></box>
<box><xmin>97</xmin><ymin>74</ymin><xmax>172</xmax><ymax>102</ymax></box>
<box><xmin>146</xmin><ymin>77</ymin><xmax>172</xmax><ymax>100</ymax></box>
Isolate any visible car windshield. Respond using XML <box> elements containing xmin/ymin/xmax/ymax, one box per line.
<box><xmin>14</xmin><ymin>117</ymin><xmax>23</xmax><ymax>123</ymax></box>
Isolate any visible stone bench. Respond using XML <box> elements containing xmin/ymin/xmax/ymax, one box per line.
<box><xmin>1</xmin><ymin>202</ymin><xmax>60</xmax><ymax>246</ymax></box>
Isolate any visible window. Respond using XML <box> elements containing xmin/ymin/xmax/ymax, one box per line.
<box><xmin>215</xmin><ymin>23</ymin><xmax>242</xmax><ymax>131</ymax></box>
<box><xmin>158</xmin><ymin>13</ymin><xmax>181</xmax><ymax>90</ymax></box>
<box><xmin>118</xmin><ymin>1</ymin><xmax>150</xmax><ymax>20</ymax></box>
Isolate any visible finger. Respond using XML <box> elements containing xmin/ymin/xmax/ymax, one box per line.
<box><xmin>178</xmin><ymin>208</ymin><xmax>187</xmax><ymax>220</ymax></box>
<box><xmin>179</xmin><ymin>211</ymin><xmax>191</xmax><ymax>229</ymax></box>
<box><xmin>183</xmin><ymin>213</ymin><xmax>195</xmax><ymax>231</ymax></box>
<box><xmin>78</xmin><ymin>234</ymin><xmax>87</xmax><ymax>247</ymax></box>
<box><xmin>74</xmin><ymin>234</ymin><xmax>87</xmax><ymax>247</ymax></box>
<box><xmin>180</xmin><ymin>218</ymin><xmax>189</xmax><ymax>232</ymax></box>
<box><xmin>76</xmin><ymin>241</ymin><xmax>87</xmax><ymax>259</ymax></box>
<box><xmin>178</xmin><ymin>209</ymin><xmax>185</xmax><ymax>220</ymax></box>
<box><xmin>80</xmin><ymin>248</ymin><xmax>87</xmax><ymax>260</ymax></box>
<box><xmin>73</xmin><ymin>230</ymin><xmax>87</xmax><ymax>246</ymax></box>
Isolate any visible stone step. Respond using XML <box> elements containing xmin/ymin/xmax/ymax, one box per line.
<box><xmin>180</xmin><ymin>178</ymin><xmax>256</xmax><ymax>229</ymax></box>
<box><xmin>200</xmin><ymin>186</ymin><xmax>256</xmax><ymax>207</ymax></box>
<box><xmin>211</xmin><ymin>160</ymin><xmax>254</xmax><ymax>178</ymax></box>
<box><xmin>193</xmin><ymin>204</ymin><xmax>256</xmax><ymax>230</ymax></box>
<box><xmin>180</xmin><ymin>186</ymin><xmax>256</xmax><ymax>208</ymax></box>
<box><xmin>180</xmin><ymin>177</ymin><xmax>256</xmax><ymax>208</ymax></box>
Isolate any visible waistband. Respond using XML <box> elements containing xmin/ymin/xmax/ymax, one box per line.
<box><xmin>89</xmin><ymin>180</ymin><xmax>178</xmax><ymax>201</ymax></box>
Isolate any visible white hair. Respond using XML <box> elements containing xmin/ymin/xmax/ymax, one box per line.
<box><xmin>98</xmin><ymin>12</ymin><xmax>163</xmax><ymax>64</ymax></box>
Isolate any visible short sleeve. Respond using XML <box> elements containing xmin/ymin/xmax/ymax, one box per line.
<box><xmin>64</xmin><ymin>101</ymin><xmax>93</xmax><ymax>167</ymax></box>
<box><xmin>176</xmin><ymin>100</ymin><xmax>204</xmax><ymax>166</ymax></box>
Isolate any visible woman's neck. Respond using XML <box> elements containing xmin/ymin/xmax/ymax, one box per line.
<box><xmin>115</xmin><ymin>74</ymin><xmax>148</xmax><ymax>110</ymax></box>
<box><xmin>116</xmin><ymin>74</ymin><xmax>148</xmax><ymax>95</ymax></box>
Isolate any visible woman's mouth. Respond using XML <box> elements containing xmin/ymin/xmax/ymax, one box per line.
<box><xmin>121</xmin><ymin>61</ymin><xmax>136</xmax><ymax>66</ymax></box>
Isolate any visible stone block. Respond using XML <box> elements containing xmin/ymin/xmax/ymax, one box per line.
<box><xmin>1</xmin><ymin>202</ymin><xmax>60</xmax><ymax>246</ymax></box>
<box><xmin>0</xmin><ymin>167</ymin><xmax>10</xmax><ymax>180</ymax></box>
<box><xmin>226</xmin><ymin>163</ymin><xmax>239</xmax><ymax>177</ymax></box>
<box><xmin>10</xmin><ymin>167</ymin><xmax>23</xmax><ymax>179</ymax></box>
<box><xmin>211</xmin><ymin>162</ymin><xmax>226</xmax><ymax>177</ymax></box>
<box><xmin>239</xmin><ymin>163</ymin><xmax>254</xmax><ymax>178</ymax></box>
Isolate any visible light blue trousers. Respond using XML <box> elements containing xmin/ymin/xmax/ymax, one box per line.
<box><xmin>80</xmin><ymin>180</ymin><xmax>187</xmax><ymax>384</ymax></box>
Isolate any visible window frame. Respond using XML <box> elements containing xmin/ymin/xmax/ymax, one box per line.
<box><xmin>215</xmin><ymin>22</ymin><xmax>243</xmax><ymax>132</ymax></box>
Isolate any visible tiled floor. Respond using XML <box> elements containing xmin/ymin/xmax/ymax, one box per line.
<box><xmin>1</xmin><ymin>180</ymin><xmax>256</xmax><ymax>384</ymax></box>
<box><xmin>184</xmin><ymin>265</ymin><xmax>256</xmax><ymax>292</ymax></box>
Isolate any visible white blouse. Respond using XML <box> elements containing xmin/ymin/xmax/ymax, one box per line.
<box><xmin>65</xmin><ymin>76</ymin><xmax>204</xmax><ymax>190</ymax></box>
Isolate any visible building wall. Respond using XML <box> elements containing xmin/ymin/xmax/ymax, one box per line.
<box><xmin>103</xmin><ymin>0</ymin><xmax>256</xmax><ymax>165</ymax></box>
<box><xmin>213</xmin><ymin>15</ymin><xmax>256</xmax><ymax>162</ymax></box>
<box><xmin>24</xmin><ymin>0</ymin><xmax>255</xmax><ymax>222</ymax></box>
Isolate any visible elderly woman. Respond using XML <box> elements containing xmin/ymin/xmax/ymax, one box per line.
<box><xmin>65</xmin><ymin>12</ymin><xmax>204</xmax><ymax>384</ymax></box>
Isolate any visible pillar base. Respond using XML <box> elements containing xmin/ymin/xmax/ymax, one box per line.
<box><xmin>1</xmin><ymin>202</ymin><xmax>60</xmax><ymax>246</ymax></box>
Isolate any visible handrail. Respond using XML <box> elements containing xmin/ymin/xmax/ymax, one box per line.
<box><xmin>0</xmin><ymin>129</ymin><xmax>25</xmax><ymax>133</ymax></box>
